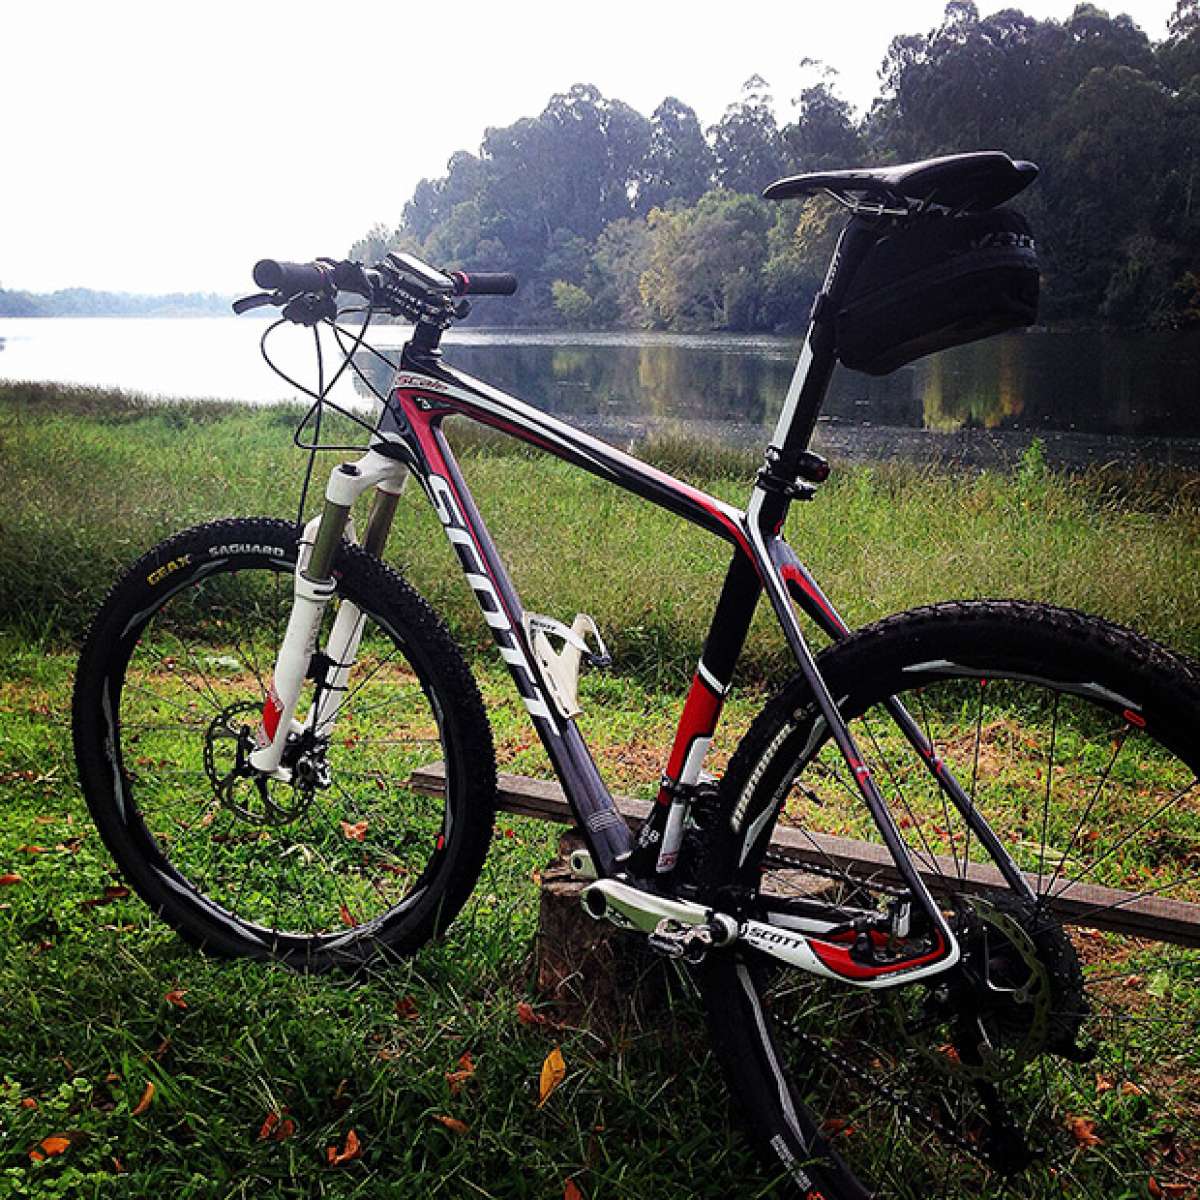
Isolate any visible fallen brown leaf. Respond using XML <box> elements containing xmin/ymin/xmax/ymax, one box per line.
<box><xmin>259</xmin><ymin>1111</ymin><xmax>296</xmax><ymax>1141</ymax></box>
<box><xmin>1147</xmin><ymin>1179</ymin><xmax>1191</xmax><ymax>1200</ymax></box>
<box><xmin>326</xmin><ymin>1128</ymin><xmax>362</xmax><ymax>1165</ymax></box>
<box><xmin>1120</xmin><ymin>1081</ymin><xmax>1145</xmax><ymax>1097</ymax></box>
<box><xmin>131</xmin><ymin>1081</ymin><xmax>155</xmax><ymax>1117</ymax></box>
<box><xmin>446</xmin><ymin>1051</ymin><xmax>476</xmax><ymax>1095</ymax></box>
<box><xmin>517</xmin><ymin>1000</ymin><xmax>563</xmax><ymax>1028</ymax></box>
<box><xmin>17</xmin><ymin>845</ymin><xmax>45</xmax><ymax>855</ymax></box>
<box><xmin>164</xmin><ymin>988</ymin><xmax>188</xmax><ymax>1010</ymax></box>
<box><xmin>1158</xmin><ymin>1182</ymin><xmax>1193</xmax><ymax>1199</ymax></box>
<box><xmin>538</xmin><ymin>1046</ymin><xmax>566</xmax><ymax>1108</ymax></box>
<box><xmin>432</xmin><ymin>1114</ymin><xmax>469</xmax><ymax>1135</ymax></box>
<box><xmin>1095</xmin><ymin>1073</ymin><xmax>1114</xmax><ymax>1093</ymax></box>
<box><xmin>395</xmin><ymin>996</ymin><xmax>419</xmax><ymax>1021</ymax></box>
<box><xmin>112</xmin><ymin>1157</ymin><xmax>125</xmax><ymax>1174</ymax></box>
<box><xmin>0</xmin><ymin>874</ymin><xmax>23</xmax><ymax>886</ymax></box>
<box><xmin>19</xmin><ymin>1097</ymin><xmax>37</xmax><ymax>1109</ymax></box>
<box><xmin>1066</xmin><ymin>1115</ymin><xmax>1102</xmax><ymax>1148</ymax></box>
<box><xmin>38</xmin><ymin>1136</ymin><xmax>72</xmax><ymax>1158</ymax></box>
<box><xmin>564</xmin><ymin>1180</ymin><xmax>586</xmax><ymax>1200</ymax></box>
<box><xmin>338</xmin><ymin>904</ymin><xmax>358</xmax><ymax>928</ymax></box>
<box><xmin>340</xmin><ymin>820</ymin><xmax>368</xmax><ymax>842</ymax></box>
<box><xmin>820</xmin><ymin>1117</ymin><xmax>856</xmax><ymax>1138</ymax></box>
<box><xmin>80</xmin><ymin>885</ymin><xmax>130</xmax><ymax>908</ymax></box>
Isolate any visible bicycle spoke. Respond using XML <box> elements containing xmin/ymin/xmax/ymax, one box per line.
<box><xmin>1036</xmin><ymin>691</ymin><xmax>1060</xmax><ymax>893</ymax></box>
<box><xmin>1041</xmin><ymin>726</ymin><xmax>1131</xmax><ymax>903</ymax></box>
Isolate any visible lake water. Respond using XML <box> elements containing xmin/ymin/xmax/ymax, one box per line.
<box><xmin>2</xmin><ymin>316</ymin><xmax>1199</xmax><ymax>468</ymax></box>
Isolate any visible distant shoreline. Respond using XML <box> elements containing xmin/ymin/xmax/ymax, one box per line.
<box><xmin>0</xmin><ymin>288</ymin><xmax>233</xmax><ymax>319</ymax></box>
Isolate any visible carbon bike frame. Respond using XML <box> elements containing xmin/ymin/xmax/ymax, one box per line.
<box><xmin>258</xmin><ymin>215</ymin><xmax>1033</xmax><ymax>987</ymax></box>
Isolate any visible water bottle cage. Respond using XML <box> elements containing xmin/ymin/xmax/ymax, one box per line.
<box><xmin>522</xmin><ymin>612</ymin><xmax>611</xmax><ymax>720</ymax></box>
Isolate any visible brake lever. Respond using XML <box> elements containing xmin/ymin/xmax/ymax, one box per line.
<box><xmin>232</xmin><ymin>292</ymin><xmax>277</xmax><ymax>315</ymax></box>
<box><xmin>282</xmin><ymin>292</ymin><xmax>338</xmax><ymax>327</ymax></box>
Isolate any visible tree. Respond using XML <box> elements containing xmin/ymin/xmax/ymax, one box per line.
<box><xmin>590</xmin><ymin>218</ymin><xmax>651</xmax><ymax>326</ymax></box>
<box><xmin>551</xmin><ymin>280</ymin><xmax>594</xmax><ymax>327</ymax></box>
<box><xmin>640</xmin><ymin>97</ymin><xmax>713</xmax><ymax>211</ymax></box>
<box><xmin>782</xmin><ymin>64</ymin><xmax>862</xmax><ymax>173</ymax></box>
<box><xmin>640</xmin><ymin>191</ymin><xmax>772</xmax><ymax>330</ymax></box>
<box><xmin>1161</xmin><ymin>0</ymin><xmax>1200</xmax><ymax>85</ymax></box>
<box><xmin>709</xmin><ymin>76</ymin><xmax>786</xmax><ymax>195</ymax></box>
<box><xmin>350</xmin><ymin>7</ymin><xmax>1194</xmax><ymax>332</ymax></box>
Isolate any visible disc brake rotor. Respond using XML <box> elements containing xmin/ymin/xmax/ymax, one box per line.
<box><xmin>202</xmin><ymin>700</ymin><xmax>313</xmax><ymax>826</ymax></box>
<box><xmin>889</xmin><ymin>897</ymin><xmax>1055</xmax><ymax>1083</ymax></box>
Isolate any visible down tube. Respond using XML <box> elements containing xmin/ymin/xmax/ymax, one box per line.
<box><xmin>422</xmin><ymin>418</ymin><xmax>635</xmax><ymax>872</ymax></box>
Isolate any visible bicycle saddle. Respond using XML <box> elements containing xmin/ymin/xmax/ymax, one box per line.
<box><xmin>763</xmin><ymin>151</ymin><xmax>1037</xmax><ymax>212</ymax></box>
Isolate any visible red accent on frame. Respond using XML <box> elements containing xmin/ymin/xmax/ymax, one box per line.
<box><xmin>259</xmin><ymin>684</ymin><xmax>283</xmax><ymax>746</ymax></box>
<box><xmin>657</xmin><ymin>671</ymin><xmax>724</xmax><ymax>805</ymax></box>
<box><xmin>396</xmin><ymin>392</ymin><xmax>529</xmax><ymax>642</ymax></box>
<box><xmin>780</xmin><ymin>563</ymin><xmax>849</xmax><ymax>635</ymax></box>
<box><xmin>1123</xmin><ymin>708</ymin><xmax>1146</xmax><ymax>728</ymax></box>
<box><xmin>809</xmin><ymin>930</ymin><xmax>947</xmax><ymax>981</ymax></box>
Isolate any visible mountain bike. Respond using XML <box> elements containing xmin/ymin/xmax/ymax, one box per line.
<box><xmin>72</xmin><ymin>152</ymin><xmax>1200</xmax><ymax>1199</ymax></box>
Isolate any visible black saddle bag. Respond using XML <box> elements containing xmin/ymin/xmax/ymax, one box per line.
<box><xmin>835</xmin><ymin>208</ymin><xmax>1039</xmax><ymax>376</ymax></box>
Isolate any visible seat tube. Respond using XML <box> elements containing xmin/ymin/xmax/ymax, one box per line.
<box><xmin>649</xmin><ymin>551</ymin><xmax>762</xmax><ymax>873</ymax></box>
<box><xmin>764</xmin><ymin>220</ymin><xmax>881</xmax><ymax>466</ymax></box>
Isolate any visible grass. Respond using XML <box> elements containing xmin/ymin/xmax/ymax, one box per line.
<box><xmin>4</xmin><ymin>380</ymin><xmax>1200</xmax><ymax>686</ymax></box>
<box><xmin>0</xmin><ymin>642</ymin><xmax>769</xmax><ymax>1199</ymax></box>
<box><xmin>1</xmin><ymin>381</ymin><xmax>1199</xmax><ymax>1197</ymax></box>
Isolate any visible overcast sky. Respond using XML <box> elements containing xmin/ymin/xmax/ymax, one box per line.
<box><xmin>0</xmin><ymin>0</ymin><xmax>1177</xmax><ymax>294</ymax></box>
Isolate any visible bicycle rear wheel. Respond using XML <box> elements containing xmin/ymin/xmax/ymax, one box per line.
<box><xmin>73</xmin><ymin>517</ymin><xmax>496</xmax><ymax>970</ymax></box>
<box><xmin>698</xmin><ymin>601</ymin><xmax>1200</xmax><ymax>1198</ymax></box>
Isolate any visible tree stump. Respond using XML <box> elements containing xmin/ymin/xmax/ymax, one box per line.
<box><xmin>531</xmin><ymin>831</ymin><xmax>677</xmax><ymax>1034</ymax></box>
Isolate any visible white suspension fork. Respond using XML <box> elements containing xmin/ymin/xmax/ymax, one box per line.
<box><xmin>248</xmin><ymin>449</ymin><xmax>408</xmax><ymax>777</ymax></box>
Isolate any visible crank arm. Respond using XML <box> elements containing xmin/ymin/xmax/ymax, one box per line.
<box><xmin>581</xmin><ymin>878</ymin><xmax>959</xmax><ymax>989</ymax></box>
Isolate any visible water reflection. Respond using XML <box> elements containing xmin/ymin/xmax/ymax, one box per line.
<box><xmin>351</xmin><ymin>329</ymin><xmax>1200</xmax><ymax>442</ymax></box>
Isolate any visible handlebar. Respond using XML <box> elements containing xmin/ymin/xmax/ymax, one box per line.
<box><xmin>252</xmin><ymin>259</ymin><xmax>329</xmax><ymax>297</ymax></box>
<box><xmin>449</xmin><ymin>270</ymin><xmax>518</xmax><ymax>297</ymax></box>
<box><xmin>238</xmin><ymin>251</ymin><xmax>518</xmax><ymax>325</ymax></box>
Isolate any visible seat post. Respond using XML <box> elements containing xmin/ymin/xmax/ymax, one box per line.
<box><xmin>751</xmin><ymin>217</ymin><xmax>881</xmax><ymax>533</ymax></box>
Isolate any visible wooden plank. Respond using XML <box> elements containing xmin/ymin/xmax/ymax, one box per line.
<box><xmin>409</xmin><ymin>763</ymin><xmax>1200</xmax><ymax>949</ymax></box>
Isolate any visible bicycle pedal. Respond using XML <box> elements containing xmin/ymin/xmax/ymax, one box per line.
<box><xmin>647</xmin><ymin>918</ymin><xmax>714</xmax><ymax>964</ymax></box>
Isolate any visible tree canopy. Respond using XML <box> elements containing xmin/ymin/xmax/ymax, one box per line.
<box><xmin>353</xmin><ymin>2</ymin><xmax>1200</xmax><ymax>332</ymax></box>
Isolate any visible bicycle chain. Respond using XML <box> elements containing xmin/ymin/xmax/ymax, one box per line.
<box><xmin>760</xmin><ymin>844</ymin><xmax>909</xmax><ymax>898</ymax></box>
<box><xmin>774</xmin><ymin>1012</ymin><xmax>992</xmax><ymax>1165</ymax></box>
<box><xmin>758</xmin><ymin>844</ymin><xmax>997</xmax><ymax>1166</ymax></box>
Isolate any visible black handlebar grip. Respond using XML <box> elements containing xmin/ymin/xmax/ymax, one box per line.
<box><xmin>450</xmin><ymin>270</ymin><xmax>518</xmax><ymax>297</ymax></box>
<box><xmin>252</xmin><ymin>259</ymin><xmax>329</xmax><ymax>298</ymax></box>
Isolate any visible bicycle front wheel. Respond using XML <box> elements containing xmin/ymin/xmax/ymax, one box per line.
<box><xmin>698</xmin><ymin>601</ymin><xmax>1200</xmax><ymax>1199</ymax></box>
<box><xmin>73</xmin><ymin>517</ymin><xmax>496</xmax><ymax>970</ymax></box>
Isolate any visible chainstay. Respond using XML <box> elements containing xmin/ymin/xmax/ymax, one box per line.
<box><xmin>757</xmin><ymin>844</ymin><xmax>1001</xmax><ymax>1168</ymax></box>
